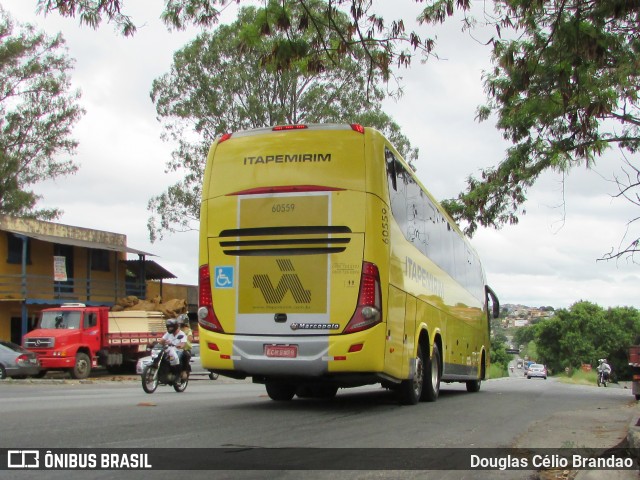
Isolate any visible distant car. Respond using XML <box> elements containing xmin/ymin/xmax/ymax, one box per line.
<box><xmin>136</xmin><ymin>343</ymin><xmax>218</xmax><ymax>380</ymax></box>
<box><xmin>0</xmin><ymin>341</ymin><xmax>41</xmax><ymax>379</ymax></box>
<box><xmin>527</xmin><ymin>364</ymin><xmax>547</xmax><ymax>379</ymax></box>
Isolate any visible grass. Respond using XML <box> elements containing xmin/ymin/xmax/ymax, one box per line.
<box><xmin>555</xmin><ymin>369</ymin><xmax>598</xmax><ymax>386</ymax></box>
<box><xmin>488</xmin><ymin>364</ymin><xmax>509</xmax><ymax>379</ymax></box>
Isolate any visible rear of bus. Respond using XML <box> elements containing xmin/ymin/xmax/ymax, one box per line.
<box><xmin>198</xmin><ymin>124</ymin><xmax>390</xmax><ymax>398</ymax></box>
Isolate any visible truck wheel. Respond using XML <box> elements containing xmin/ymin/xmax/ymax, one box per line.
<box><xmin>265</xmin><ymin>382</ymin><xmax>296</xmax><ymax>401</ymax></box>
<box><xmin>71</xmin><ymin>353</ymin><xmax>91</xmax><ymax>379</ymax></box>
<box><xmin>142</xmin><ymin>366</ymin><xmax>159</xmax><ymax>394</ymax></box>
<box><xmin>209</xmin><ymin>372</ymin><xmax>219</xmax><ymax>380</ymax></box>
<box><xmin>399</xmin><ymin>344</ymin><xmax>425</xmax><ymax>405</ymax></box>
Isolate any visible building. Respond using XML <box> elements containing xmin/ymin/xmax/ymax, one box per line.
<box><xmin>0</xmin><ymin>215</ymin><xmax>176</xmax><ymax>344</ymax></box>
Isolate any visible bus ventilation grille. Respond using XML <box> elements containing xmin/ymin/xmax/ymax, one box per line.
<box><xmin>218</xmin><ymin>226</ymin><xmax>352</xmax><ymax>256</ymax></box>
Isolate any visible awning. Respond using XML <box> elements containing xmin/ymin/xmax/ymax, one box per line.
<box><xmin>5</xmin><ymin>229</ymin><xmax>153</xmax><ymax>256</ymax></box>
<box><xmin>121</xmin><ymin>260</ymin><xmax>177</xmax><ymax>280</ymax></box>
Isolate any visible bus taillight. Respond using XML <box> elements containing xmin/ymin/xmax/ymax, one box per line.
<box><xmin>344</xmin><ymin>262</ymin><xmax>382</xmax><ymax>334</ymax></box>
<box><xmin>218</xmin><ymin>133</ymin><xmax>232</xmax><ymax>143</ymax></box>
<box><xmin>198</xmin><ymin>265</ymin><xmax>224</xmax><ymax>333</ymax></box>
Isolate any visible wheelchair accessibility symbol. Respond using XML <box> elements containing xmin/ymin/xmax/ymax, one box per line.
<box><xmin>214</xmin><ymin>266</ymin><xmax>234</xmax><ymax>289</ymax></box>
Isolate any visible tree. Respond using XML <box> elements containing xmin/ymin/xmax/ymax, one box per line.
<box><xmin>36</xmin><ymin>1</ymin><xmax>436</xmax><ymax>82</ymax></box>
<box><xmin>490</xmin><ymin>336</ymin><xmax>510</xmax><ymax>372</ymax></box>
<box><xmin>534</xmin><ymin>301</ymin><xmax>640</xmax><ymax>378</ymax></box>
<box><xmin>435</xmin><ymin>2</ymin><xmax>640</xmax><ymax>261</ymax></box>
<box><xmin>512</xmin><ymin>323</ymin><xmax>537</xmax><ymax>350</ymax></box>
<box><xmin>39</xmin><ymin>1</ymin><xmax>640</xmax><ymax>258</ymax></box>
<box><xmin>147</xmin><ymin>1</ymin><xmax>418</xmax><ymax>241</ymax></box>
<box><xmin>0</xmin><ymin>7</ymin><xmax>83</xmax><ymax>219</ymax></box>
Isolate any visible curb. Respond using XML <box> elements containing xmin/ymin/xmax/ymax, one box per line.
<box><xmin>628</xmin><ymin>413</ymin><xmax>640</xmax><ymax>455</ymax></box>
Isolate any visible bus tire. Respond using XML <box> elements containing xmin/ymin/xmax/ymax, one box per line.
<box><xmin>314</xmin><ymin>385</ymin><xmax>338</xmax><ymax>399</ymax></box>
<box><xmin>421</xmin><ymin>343</ymin><xmax>441</xmax><ymax>402</ymax></box>
<box><xmin>266</xmin><ymin>382</ymin><xmax>296</xmax><ymax>401</ymax></box>
<box><xmin>466</xmin><ymin>379</ymin><xmax>481</xmax><ymax>393</ymax></box>
<box><xmin>399</xmin><ymin>345</ymin><xmax>425</xmax><ymax>405</ymax></box>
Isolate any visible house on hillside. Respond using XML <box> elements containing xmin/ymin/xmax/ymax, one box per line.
<box><xmin>0</xmin><ymin>215</ymin><xmax>176</xmax><ymax>344</ymax></box>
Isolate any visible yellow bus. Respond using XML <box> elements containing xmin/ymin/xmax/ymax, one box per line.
<box><xmin>198</xmin><ymin>123</ymin><xmax>499</xmax><ymax>404</ymax></box>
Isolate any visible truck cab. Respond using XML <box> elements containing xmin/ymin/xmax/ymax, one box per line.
<box><xmin>23</xmin><ymin>304</ymin><xmax>107</xmax><ymax>379</ymax></box>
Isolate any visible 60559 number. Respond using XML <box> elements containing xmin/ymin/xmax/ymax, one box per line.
<box><xmin>272</xmin><ymin>203</ymin><xmax>295</xmax><ymax>213</ymax></box>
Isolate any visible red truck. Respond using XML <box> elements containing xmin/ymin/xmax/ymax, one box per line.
<box><xmin>23</xmin><ymin>304</ymin><xmax>166</xmax><ymax>379</ymax></box>
<box><xmin>630</xmin><ymin>345</ymin><xmax>640</xmax><ymax>400</ymax></box>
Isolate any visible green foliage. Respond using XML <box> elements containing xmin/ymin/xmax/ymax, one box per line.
<box><xmin>441</xmin><ymin>1</ymin><xmax>640</xmax><ymax>261</ymax></box>
<box><xmin>556</xmin><ymin>368</ymin><xmax>597</xmax><ymax>386</ymax></box>
<box><xmin>522</xmin><ymin>340</ymin><xmax>538</xmax><ymax>364</ymax></box>
<box><xmin>37</xmin><ymin>1</ymin><xmax>438</xmax><ymax>87</ymax></box>
<box><xmin>488</xmin><ymin>362</ymin><xmax>508</xmax><ymax>379</ymax></box>
<box><xmin>37</xmin><ymin>2</ymin><xmax>640</xmax><ymax>257</ymax></box>
<box><xmin>0</xmin><ymin>7</ymin><xmax>83</xmax><ymax>220</ymax></box>
<box><xmin>490</xmin><ymin>335</ymin><xmax>511</xmax><ymax>371</ymax></box>
<box><xmin>532</xmin><ymin>301</ymin><xmax>640</xmax><ymax>379</ymax></box>
<box><xmin>512</xmin><ymin>323</ymin><xmax>537</xmax><ymax>349</ymax></box>
<box><xmin>147</xmin><ymin>1</ymin><xmax>418</xmax><ymax>241</ymax></box>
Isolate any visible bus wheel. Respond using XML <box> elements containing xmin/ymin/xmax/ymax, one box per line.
<box><xmin>399</xmin><ymin>345</ymin><xmax>425</xmax><ymax>405</ymax></box>
<box><xmin>466</xmin><ymin>379</ymin><xmax>481</xmax><ymax>393</ymax></box>
<box><xmin>296</xmin><ymin>386</ymin><xmax>313</xmax><ymax>398</ymax></box>
<box><xmin>266</xmin><ymin>382</ymin><xmax>296</xmax><ymax>401</ymax></box>
<box><xmin>314</xmin><ymin>385</ymin><xmax>338</xmax><ymax>399</ymax></box>
<box><xmin>421</xmin><ymin>344</ymin><xmax>441</xmax><ymax>402</ymax></box>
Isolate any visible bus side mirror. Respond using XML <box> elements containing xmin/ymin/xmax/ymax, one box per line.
<box><xmin>485</xmin><ymin>285</ymin><xmax>500</xmax><ymax>319</ymax></box>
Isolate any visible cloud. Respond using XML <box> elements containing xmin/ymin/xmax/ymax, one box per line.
<box><xmin>6</xmin><ymin>1</ymin><xmax>640</xmax><ymax>309</ymax></box>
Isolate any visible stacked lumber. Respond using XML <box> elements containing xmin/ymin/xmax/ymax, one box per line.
<box><xmin>111</xmin><ymin>295</ymin><xmax>187</xmax><ymax>319</ymax></box>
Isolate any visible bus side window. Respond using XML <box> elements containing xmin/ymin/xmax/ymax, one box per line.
<box><xmin>385</xmin><ymin>147</ymin><xmax>397</xmax><ymax>191</ymax></box>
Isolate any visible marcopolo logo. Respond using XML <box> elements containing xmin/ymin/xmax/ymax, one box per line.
<box><xmin>253</xmin><ymin>259</ymin><xmax>311</xmax><ymax>304</ymax></box>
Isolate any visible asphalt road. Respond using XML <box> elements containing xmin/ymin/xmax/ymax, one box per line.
<box><xmin>1</xmin><ymin>372</ymin><xmax>638</xmax><ymax>480</ymax></box>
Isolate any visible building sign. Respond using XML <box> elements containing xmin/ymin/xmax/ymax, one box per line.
<box><xmin>53</xmin><ymin>256</ymin><xmax>67</xmax><ymax>282</ymax></box>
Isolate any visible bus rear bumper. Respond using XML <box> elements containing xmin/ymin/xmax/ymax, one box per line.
<box><xmin>200</xmin><ymin>326</ymin><xmax>385</xmax><ymax>378</ymax></box>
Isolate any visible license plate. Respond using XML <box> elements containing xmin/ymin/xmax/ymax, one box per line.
<box><xmin>264</xmin><ymin>345</ymin><xmax>298</xmax><ymax>358</ymax></box>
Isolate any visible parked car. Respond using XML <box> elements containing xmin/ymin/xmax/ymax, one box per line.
<box><xmin>136</xmin><ymin>343</ymin><xmax>218</xmax><ymax>380</ymax></box>
<box><xmin>0</xmin><ymin>341</ymin><xmax>41</xmax><ymax>379</ymax></box>
<box><xmin>527</xmin><ymin>364</ymin><xmax>548</xmax><ymax>379</ymax></box>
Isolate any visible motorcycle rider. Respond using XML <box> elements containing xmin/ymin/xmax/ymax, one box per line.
<box><xmin>177</xmin><ymin>314</ymin><xmax>193</xmax><ymax>379</ymax></box>
<box><xmin>597</xmin><ymin>358</ymin><xmax>612</xmax><ymax>383</ymax></box>
<box><xmin>160</xmin><ymin>318</ymin><xmax>187</xmax><ymax>371</ymax></box>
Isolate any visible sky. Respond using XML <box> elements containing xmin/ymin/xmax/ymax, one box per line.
<box><xmin>3</xmin><ymin>1</ymin><xmax>639</xmax><ymax>310</ymax></box>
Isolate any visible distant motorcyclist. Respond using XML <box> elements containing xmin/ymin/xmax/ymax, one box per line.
<box><xmin>177</xmin><ymin>314</ymin><xmax>193</xmax><ymax>379</ymax></box>
<box><xmin>597</xmin><ymin>358</ymin><xmax>612</xmax><ymax>382</ymax></box>
<box><xmin>160</xmin><ymin>318</ymin><xmax>187</xmax><ymax>368</ymax></box>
